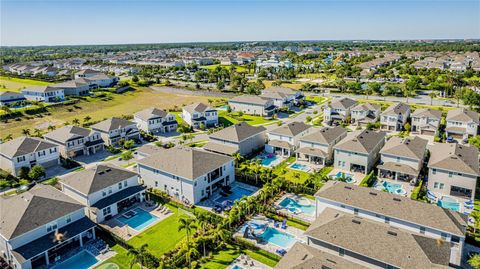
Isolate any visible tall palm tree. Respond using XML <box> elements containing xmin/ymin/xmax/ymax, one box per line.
<box><xmin>33</xmin><ymin>128</ymin><xmax>42</xmax><ymax>137</ymax></box>
<box><xmin>47</xmin><ymin>125</ymin><xmax>56</xmax><ymax>131</ymax></box>
<box><xmin>21</xmin><ymin>128</ymin><xmax>31</xmax><ymax>136</ymax></box>
<box><xmin>72</xmin><ymin>118</ymin><xmax>80</xmax><ymax>125</ymax></box>
<box><xmin>3</xmin><ymin>134</ymin><xmax>13</xmax><ymax>141</ymax></box>
<box><xmin>428</xmin><ymin>91</ymin><xmax>437</xmax><ymax>106</ymax></box>
<box><xmin>83</xmin><ymin>115</ymin><xmax>91</xmax><ymax>123</ymax></box>
<box><xmin>178</xmin><ymin>217</ymin><xmax>197</xmax><ymax>245</ymax></box>
<box><xmin>185</xmin><ymin>242</ymin><xmax>200</xmax><ymax>269</ymax></box>
<box><xmin>128</xmin><ymin>243</ymin><xmax>149</xmax><ymax>269</ymax></box>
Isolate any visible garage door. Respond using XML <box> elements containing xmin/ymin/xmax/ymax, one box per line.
<box><xmin>421</xmin><ymin>130</ymin><xmax>435</xmax><ymax>136</ymax></box>
<box><xmin>41</xmin><ymin>159</ymin><xmax>59</xmax><ymax>168</ymax></box>
<box><xmin>450</xmin><ymin>133</ymin><xmax>463</xmax><ymax>139</ymax></box>
<box><xmin>75</xmin><ymin>149</ymin><xmax>84</xmax><ymax>156</ymax></box>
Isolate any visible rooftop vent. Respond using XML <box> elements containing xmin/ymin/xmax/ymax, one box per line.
<box><xmin>393</xmin><ymin>197</ymin><xmax>402</xmax><ymax>202</ymax></box>
<box><xmin>105</xmin><ymin>168</ymin><xmax>112</xmax><ymax>173</ymax></box>
<box><xmin>302</xmin><ymin>254</ymin><xmax>309</xmax><ymax>261</ymax></box>
<box><xmin>352</xmin><ymin>219</ymin><xmax>361</xmax><ymax>225</ymax></box>
<box><xmin>98</xmin><ymin>171</ymin><xmax>105</xmax><ymax>175</ymax></box>
<box><xmin>387</xmin><ymin>231</ymin><xmax>397</xmax><ymax>236</ymax></box>
<box><xmin>369</xmin><ymin>192</ymin><xmax>378</xmax><ymax>196</ymax></box>
<box><xmin>344</xmin><ymin>186</ymin><xmax>353</xmax><ymax>190</ymax></box>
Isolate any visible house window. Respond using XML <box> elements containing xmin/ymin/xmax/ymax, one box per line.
<box><xmin>451</xmin><ymin>236</ymin><xmax>460</xmax><ymax>243</ymax></box>
<box><xmin>108</xmin><ymin>187</ymin><xmax>113</xmax><ymax>194</ymax></box>
<box><xmin>419</xmin><ymin>227</ymin><xmax>425</xmax><ymax>234</ymax></box>
<box><xmin>50</xmin><ymin>148</ymin><xmax>57</xmax><ymax>153</ymax></box>
<box><xmin>102</xmin><ymin>190</ymin><xmax>107</xmax><ymax>197</ymax></box>
<box><xmin>124</xmin><ymin>181</ymin><xmax>128</xmax><ymax>187</ymax></box>
<box><xmin>46</xmin><ymin>221</ymin><xmax>58</xmax><ymax>232</ymax></box>
<box><xmin>118</xmin><ymin>182</ymin><xmax>123</xmax><ymax>190</ymax></box>
<box><xmin>439</xmin><ymin>183</ymin><xmax>444</xmax><ymax>189</ymax></box>
<box><xmin>38</xmin><ymin>151</ymin><xmax>46</xmax><ymax>157</ymax></box>
<box><xmin>201</xmin><ymin>190</ymin><xmax>204</xmax><ymax>196</ymax></box>
<box><xmin>432</xmin><ymin>168</ymin><xmax>436</xmax><ymax>175</ymax></box>
<box><xmin>16</xmin><ymin>156</ymin><xmax>25</xmax><ymax>162</ymax></box>
<box><xmin>102</xmin><ymin>206</ymin><xmax>111</xmax><ymax>216</ymax></box>
<box><xmin>441</xmin><ymin>233</ymin><xmax>447</xmax><ymax>240</ymax></box>
<box><xmin>448</xmin><ymin>172</ymin><xmax>453</xmax><ymax>178</ymax></box>
<box><xmin>385</xmin><ymin>217</ymin><xmax>390</xmax><ymax>224</ymax></box>
<box><xmin>66</xmin><ymin>214</ymin><xmax>72</xmax><ymax>223</ymax></box>
<box><xmin>155</xmin><ymin>181</ymin><xmax>159</xmax><ymax>187</ymax></box>
<box><xmin>434</xmin><ymin>182</ymin><xmax>439</xmax><ymax>188</ymax></box>
<box><xmin>353</xmin><ymin>208</ymin><xmax>359</xmax><ymax>215</ymax></box>
<box><xmin>338</xmin><ymin>248</ymin><xmax>345</xmax><ymax>257</ymax></box>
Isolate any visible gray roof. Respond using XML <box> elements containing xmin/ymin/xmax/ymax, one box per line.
<box><xmin>75</xmin><ymin>69</ymin><xmax>101</xmax><ymax>75</ymax></box>
<box><xmin>0</xmin><ymin>185</ymin><xmax>84</xmax><ymax>240</ymax></box>
<box><xmin>315</xmin><ymin>181</ymin><xmax>467</xmax><ymax>237</ymax></box>
<box><xmin>446</xmin><ymin>108</ymin><xmax>479</xmax><ymax>124</ymax></box>
<box><xmin>328</xmin><ymin>97</ymin><xmax>357</xmax><ymax>110</ymax></box>
<box><xmin>377</xmin><ymin>162</ymin><xmax>419</xmax><ymax>176</ymax></box>
<box><xmin>44</xmin><ymin>125</ymin><xmax>94</xmax><ymax>144</ymax></box>
<box><xmin>261</xmin><ymin>91</ymin><xmax>290</xmax><ymax>99</ymax></box>
<box><xmin>351</xmin><ymin>102</ymin><xmax>381</xmax><ymax>112</ymax></box>
<box><xmin>134</xmin><ymin>107</ymin><xmax>169</xmax><ymax>121</ymax></box>
<box><xmin>381</xmin><ymin>102</ymin><xmax>410</xmax><ymax>116</ymax></box>
<box><xmin>138</xmin><ymin>147</ymin><xmax>233</xmax><ymax>180</ymax></box>
<box><xmin>136</xmin><ymin>144</ymin><xmax>166</xmax><ymax>157</ymax></box>
<box><xmin>274</xmin><ymin>242</ymin><xmax>370</xmax><ymax>269</ymax></box>
<box><xmin>60</xmin><ymin>164</ymin><xmax>138</xmax><ymax>195</ymax></box>
<box><xmin>428</xmin><ymin>143</ymin><xmax>479</xmax><ymax>176</ymax></box>
<box><xmin>0</xmin><ymin>136</ymin><xmax>58</xmax><ymax>158</ymax></box>
<box><xmin>334</xmin><ymin>129</ymin><xmax>386</xmax><ymax>154</ymax></box>
<box><xmin>263</xmin><ymin>86</ymin><xmax>297</xmax><ymax>95</ymax></box>
<box><xmin>299</xmin><ymin>126</ymin><xmax>347</xmax><ymax>145</ymax></box>
<box><xmin>269</xmin><ymin>122</ymin><xmax>311</xmax><ymax>137</ymax></box>
<box><xmin>380</xmin><ymin>136</ymin><xmax>428</xmax><ymax>160</ymax></box>
<box><xmin>411</xmin><ymin>108</ymin><xmax>442</xmax><ymax>120</ymax></box>
<box><xmin>22</xmin><ymin>86</ymin><xmax>59</xmax><ymax>93</ymax></box>
<box><xmin>91</xmin><ymin>117</ymin><xmax>136</xmax><ymax>132</ymax></box>
<box><xmin>0</xmin><ymin>91</ymin><xmax>24</xmax><ymax>98</ymax></box>
<box><xmin>209</xmin><ymin>123</ymin><xmax>266</xmax><ymax>143</ymax></box>
<box><xmin>183</xmin><ymin>102</ymin><xmax>215</xmax><ymax>114</ymax></box>
<box><xmin>306</xmin><ymin>208</ymin><xmax>452</xmax><ymax>269</ymax></box>
<box><xmin>203</xmin><ymin>142</ymin><xmax>239</xmax><ymax>156</ymax></box>
<box><xmin>51</xmin><ymin>80</ymin><xmax>88</xmax><ymax>89</ymax></box>
<box><xmin>229</xmin><ymin>95</ymin><xmax>272</xmax><ymax>106</ymax></box>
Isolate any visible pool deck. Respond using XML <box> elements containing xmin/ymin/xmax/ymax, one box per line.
<box><xmin>328</xmin><ymin>168</ymin><xmax>364</xmax><ymax>185</ymax></box>
<box><xmin>256</xmin><ymin>152</ymin><xmax>285</xmax><ymax>168</ymax></box>
<box><xmin>198</xmin><ymin>181</ymin><xmax>259</xmax><ymax>212</ymax></box>
<box><xmin>273</xmin><ymin>193</ymin><xmax>316</xmax><ymax>223</ymax></box>
<box><xmin>374</xmin><ymin>178</ymin><xmax>414</xmax><ymax>198</ymax></box>
<box><xmin>234</xmin><ymin>215</ymin><xmax>307</xmax><ymax>255</ymax></box>
<box><xmin>99</xmin><ymin>202</ymin><xmax>173</xmax><ymax>240</ymax></box>
<box><xmin>227</xmin><ymin>254</ymin><xmax>272</xmax><ymax>269</ymax></box>
<box><xmin>290</xmin><ymin>159</ymin><xmax>324</xmax><ymax>173</ymax></box>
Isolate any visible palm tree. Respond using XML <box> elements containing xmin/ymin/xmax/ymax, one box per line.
<box><xmin>21</xmin><ymin>128</ymin><xmax>31</xmax><ymax>136</ymax></box>
<box><xmin>47</xmin><ymin>125</ymin><xmax>56</xmax><ymax>131</ymax></box>
<box><xmin>83</xmin><ymin>115</ymin><xmax>91</xmax><ymax>123</ymax></box>
<box><xmin>3</xmin><ymin>134</ymin><xmax>13</xmax><ymax>141</ymax></box>
<box><xmin>33</xmin><ymin>128</ymin><xmax>42</xmax><ymax>137</ymax></box>
<box><xmin>178</xmin><ymin>217</ymin><xmax>197</xmax><ymax>245</ymax></box>
<box><xmin>72</xmin><ymin>118</ymin><xmax>80</xmax><ymax>125</ymax></box>
<box><xmin>233</xmin><ymin>153</ymin><xmax>243</xmax><ymax>167</ymax></box>
<box><xmin>428</xmin><ymin>91</ymin><xmax>437</xmax><ymax>106</ymax></box>
<box><xmin>127</xmin><ymin>243</ymin><xmax>149</xmax><ymax>269</ymax></box>
<box><xmin>185</xmin><ymin>242</ymin><xmax>200</xmax><ymax>269</ymax></box>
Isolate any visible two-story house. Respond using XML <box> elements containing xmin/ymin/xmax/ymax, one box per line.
<box><xmin>260</xmin><ymin>86</ymin><xmax>304</xmax><ymax>109</ymax></box>
<box><xmin>181</xmin><ymin>103</ymin><xmax>218</xmax><ymax>129</ymax></box>
<box><xmin>445</xmin><ymin>108</ymin><xmax>479</xmax><ymax>141</ymax></box>
<box><xmin>134</xmin><ymin>107</ymin><xmax>178</xmax><ymax>134</ymax></box>
<box><xmin>333</xmin><ymin>130</ymin><xmax>386</xmax><ymax>175</ymax></box>
<box><xmin>21</xmin><ymin>86</ymin><xmax>65</xmax><ymax>103</ymax></box>
<box><xmin>0</xmin><ymin>136</ymin><xmax>60</xmax><ymax>176</ymax></box>
<box><xmin>0</xmin><ymin>185</ymin><xmax>96</xmax><ymax>269</ymax></box>
<box><xmin>377</xmin><ymin>136</ymin><xmax>428</xmax><ymax>183</ymax></box>
<box><xmin>350</xmin><ymin>103</ymin><xmax>381</xmax><ymax>127</ymax></box>
<box><xmin>380</xmin><ymin>103</ymin><xmax>410</xmax><ymax>131</ymax></box>
<box><xmin>138</xmin><ymin>147</ymin><xmax>234</xmax><ymax>204</ymax></box>
<box><xmin>308</xmin><ymin>181</ymin><xmax>467</xmax><ymax>268</ymax></box>
<box><xmin>204</xmin><ymin>122</ymin><xmax>266</xmax><ymax>156</ymax></box>
<box><xmin>60</xmin><ymin>164</ymin><xmax>145</xmax><ymax>223</ymax></box>
<box><xmin>265</xmin><ymin>122</ymin><xmax>312</xmax><ymax>156</ymax></box>
<box><xmin>74</xmin><ymin>69</ymin><xmax>118</xmax><ymax>88</ymax></box>
<box><xmin>91</xmin><ymin>117</ymin><xmax>140</xmax><ymax>146</ymax></box>
<box><xmin>410</xmin><ymin>108</ymin><xmax>443</xmax><ymax>136</ymax></box>
<box><xmin>427</xmin><ymin>143</ymin><xmax>479</xmax><ymax>201</ymax></box>
<box><xmin>323</xmin><ymin>97</ymin><xmax>357</xmax><ymax>125</ymax></box>
<box><xmin>50</xmin><ymin>80</ymin><xmax>91</xmax><ymax>96</ymax></box>
<box><xmin>228</xmin><ymin>95</ymin><xmax>276</xmax><ymax>117</ymax></box>
<box><xmin>296</xmin><ymin>126</ymin><xmax>347</xmax><ymax>166</ymax></box>
<box><xmin>43</xmin><ymin>125</ymin><xmax>104</xmax><ymax>158</ymax></box>
<box><xmin>0</xmin><ymin>91</ymin><xmax>26</xmax><ymax>106</ymax></box>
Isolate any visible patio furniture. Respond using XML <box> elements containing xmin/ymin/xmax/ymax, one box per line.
<box><xmin>281</xmin><ymin>219</ymin><xmax>287</xmax><ymax>229</ymax></box>
<box><xmin>276</xmin><ymin>249</ymin><xmax>287</xmax><ymax>256</ymax></box>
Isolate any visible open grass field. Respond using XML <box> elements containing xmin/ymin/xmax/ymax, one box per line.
<box><xmin>0</xmin><ymin>76</ymin><xmax>52</xmax><ymax>92</ymax></box>
<box><xmin>356</xmin><ymin>98</ymin><xmax>456</xmax><ymax>113</ymax></box>
<box><xmin>218</xmin><ymin>110</ymin><xmax>276</xmax><ymax>126</ymax></box>
<box><xmin>200</xmin><ymin>64</ymin><xmax>250</xmax><ymax>73</ymax></box>
<box><xmin>2</xmin><ymin>87</ymin><xmax>221</xmax><ymax>138</ymax></box>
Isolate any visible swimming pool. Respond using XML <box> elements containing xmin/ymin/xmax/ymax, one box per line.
<box><xmin>437</xmin><ymin>196</ymin><xmax>460</xmax><ymax>212</ymax></box>
<box><xmin>52</xmin><ymin>250</ymin><xmax>98</xmax><ymax>269</ymax></box>
<box><xmin>288</xmin><ymin>163</ymin><xmax>310</xmax><ymax>172</ymax></box>
<box><xmin>231</xmin><ymin>265</ymin><xmax>244</xmax><ymax>269</ymax></box>
<box><xmin>215</xmin><ymin>187</ymin><xmax>255</xmax><ymax>203</ymax></box>
<box><xmin>259</xmin><ymin>227</ymin><xmax>296</xmax><ymax>248</ymax></box>
<box><xmin>260</xmin><ymin>155</ymin><xmax>281</xmax><ymax>167</ymax></box>
<box><xmin>382</xmin><ymin>181</ymin><xmax>406</xmax><ymax>195</ymax></box>
<box><xmin>117</xmin><ymin>208</ymin><xmax>159</xmax><ymax>231</ymax></box>
<box><xmin>334</xmin><ymin>172</ymin><xmax>353</xmax><ymax>180</ymax></box>
<box><xmin>279</xmin><ymin>197</ymin><xmax>315</xmax><ymax>216</ymax></box>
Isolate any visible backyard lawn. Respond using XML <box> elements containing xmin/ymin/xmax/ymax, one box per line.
<box><xmin>218</xmin><ymin>111</ymin><xmax>276</xmax><ymax>127</ymax></box>
<box><xmin>200</xmin><ymin>245</ymin><xmax>280</xmax><ymax>269</ymax></box>
<box><xmin>273</xmin><ymin>157</ymin><xmax>310</xmax><ymax>184</ymax></box>
<box><xmin>0</xmin><ymin>76</ymin><xmax>51</xmax><ymax>92</ymax></box>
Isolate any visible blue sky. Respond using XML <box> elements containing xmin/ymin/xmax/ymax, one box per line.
<box><xmin>1</xmin><ymin>0</ymin><xmax>479</xmax><ymax>46</ymax></box>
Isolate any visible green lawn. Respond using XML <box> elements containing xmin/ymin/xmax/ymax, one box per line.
<box><xmin>273</xmin><ymin>157</ymin><xmax>310</xmax><ymax>183</ymax></box>
<box><xmin>0</xmin><ymin>76</ymin><xmax>51</xmax><ymax>92</ymax></box>
<box><xmin>199</xmin><ymin>64</ymin><xmax>249</xmax><ymax>73</ymax></box>
<box><xmin>305</xmin><ymin>95</ymin><xmax>327</xmax><ymax>104</ymax></box>
<box><xmin>200</xmin><ymin>245</ymin><xmax>280</xmax><ymax>269</ymax></box>
<box><xmin>218</xmin><ymin>111</ymin><xmax>276</xmax><ymax>126</ymax></box>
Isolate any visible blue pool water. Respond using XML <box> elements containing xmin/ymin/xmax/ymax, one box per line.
<box><xmin>438</xmin><ymin>196</ymin><xmax>460</xmax><ymax>212</ymax></box>
<box><xmin>215</xmin><ymin>187</ymin><xmax>255</xmax><ymax>203</ymax></box>
<box><xmin>335</xmin><ymin>172</ymin><xmax>353</xmax><ymax>180</ymax></box>
<box><xmin>279</xmin><ymin>197</ymin><xmax>315</xmax><ymax>216</ymax></box>
<box><xmin>52</xmin><ymin>250</ymin><xmax>98</xmax><ymax>269</ymax></box>
<box><xmin>259</xmin><ymin>227</ymin><xmax>296</xmax><ymax>248</ymax></box>
<box><xmin>117</xmin><ymin>208</ymin><xmax>159</xmax><ymax>231</ymax></box>
<box><xmin>383</xmin><ymin>181</ymin><xmax>403</xmax><ymax>194</ymax></box>
<box><xmin>260</xmin><ymin>155</ymin><xmax>280</xmax><ymax>167</ymax></box>
<box><xmin>232</xmin><ymin>265</ymin><xmax>244</xmax><ymax>269</ymax></box>
<box><xmin>289</xmin><ymin>163</ymin><xmax>309</xmax><ymax>172</ymax></box>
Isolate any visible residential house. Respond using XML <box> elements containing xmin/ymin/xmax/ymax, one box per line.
<box><xmin>350</xmin><ymin>103</ymin><xmax>381</xmax><ymax>126</ymax></box>
<box><xmin>181</xmin><ymin>103</ymin><xmax>218</xmax><ymax>129</ymax></box>
<box><xmin>427</xmin><ymin>143</ymin><xmax>479</xmax><ymax>200</ymax></box>
<box><xmin>0</xmin><ymin>185</ymin><xmax>96</xmax><ymax>269</ymax></box>
<box><xmin>43</xmin><ymin>125</ymin><xmax>104</xmax><ymax>158</ymax></box>
<box><xmin>203</xmin><ymin>122</ymin><xmax>266</xmax><ymax>156</ymax></box>
<box><xmin>380</xmin><ymin>103</ymin><xmax>410</xmax><ymax>131</ymax></box>
<box><xmin>134</xmin><ymin>107</ymin><xmax>178</xmax><ymax>134</ymax></box>
<box><xmin>51</xmin><ymin>80</ymin><xmax>90</xmax><ymax>96</ymax></box>
<box><xmin>265</xmin><ymin>122</ymin><xmax>312</xmax><ymax>156</ymax></box>
<box><xmin>333</xmin><ymin>130</ymin><xmax>386</xmax><ymax>174</ymax></box>
<box><xmin>60</xmin><ymin>164</ymin><xmax>145</xmax><ymax>223</ymax></box>
<box><xmin>312</xmin><ymin>181</ymin><xmax>467</xmax><ymax>268</ymax></box>
<box><xmin>74</xmin><ymin>69</ymin><xmax>118</xmax><ymax>88</ymax></box>
<box><xmin>138</xmin><ymin>147</ymin><xmax>234</xmax><ymax>204</ymax></box>
<box><xmin>228</xmin><ymin>95</ymin><xmax>276</xmax><ymax>117</ymax></box>
<box><xmin>323</xmin><ymin>97</ymin><xmax>357</xmax><ymax>125</ymax></box>
<box><xmin>136</xmin><ymin>144</ymin><xmax>165</xmax><ymax>159</ymax></box>
<box><xmin>445</xmin><ymin>108</ymin><xmax>479</xmax><ymax>141</ymax></box>
<box><xmin>296</xmin><ymin>126</ymin><xmax>347</xmax><ymax>166</ymax></box>
<box><xmin>0</xmin><ymin>91</ymin><xmax>26</xmax><ymax>106</ymax></box>
<box><xmin>411</xmin><ymin>108</ymin><xmax>443</xmax><ymax>136</ymax></box>
<box><xmin>21</xmin><ymin>86</ymin><xmax>65</xmax><ymax>103</ymax></box>
<box><xmin>377</xmin><ymin>136</ymin><xmax>428</xmax><ymax>182</ymax></box>
<box><xmin>0</xmin><ymin>136</ymin><xmax>60</xmax><ymax>176</ymax></box>
<box><xmin>91</xmin><ymin>117</ymin><xmax>140</xmax><ymax>146</ymax></box>
<box><xmin>260</xmin><ymin>86</ymin><xmax>304</xmax><ymax>109</ymax></box>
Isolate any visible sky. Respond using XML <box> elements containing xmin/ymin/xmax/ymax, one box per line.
<box><xmin>1</xmin><ymin>0</ymin><xmax>479</xmax><ymax>46</ymax></box>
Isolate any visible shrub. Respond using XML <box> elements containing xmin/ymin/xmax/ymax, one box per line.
<box><xmin>121</xmin><ymin>150</ymin><xmax>133</xmax><ymax>161</ymax></box>
<box><xmin>359</xmin><ymin>171</ymin><xmax>376</xmax><ymax>187</ymax></box>
<box><xmin>28</xmin><ymin>165</ymin><xmax>46</xmax><ymax>181</ymax></box>
<box><xmin>106</xmin><ymin>145</ymin><xmax>121</xmax><ymax>154</ymax></box>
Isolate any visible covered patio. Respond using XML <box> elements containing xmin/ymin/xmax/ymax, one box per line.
<box><xmin>266</xmin><ymin>140</ymin><xmax>294</xmax><ymax>156</ymax></box>
<box><xmin>377</xmin><ymin>162</ymin><xmax>419</xmax><ymax>183</ymax></box>
<box><xmin>295</xmin><ymin>147</ymin><xmax>327</xmax><ymax>166</ymax></box>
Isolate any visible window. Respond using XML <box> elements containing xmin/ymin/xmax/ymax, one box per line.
<box><xmin>38</xmin><ymin>151</ymin><xmax>46</xmax><ymax>157</ymax></box>
<box><xmin>124</xmin><ymin>181</ymin><xmax>128</xmax><ymax>187</ymax></box>
<box><xmin>16</xmin><ymin>156</ymin><xmax>25</xmax><ymax>162</ymax></box>
<box><xmin>353</xmin><ymin>208</ymin><xmax>359</xmax><ymax>215</ymax></box>
<box><xmin>434</xmin><ymin>182</ymin><xmax>439</xmax><ymax>188</ymax></box>
<box><xmin>50</xmin><ymin>148</ymin><xmax>57</xmax><ymax>153</ymax></box>
<box><xmin>448</xmin><ymin>172</ymin><xmax>453</xmax><ymax>178</ymax></box>
<box><xmin>439</xmin><ymin>183</ymin><xmax>444</xmax><ymax>189</ymax></box>
<box><xmin>419</xmin><ymin>227</ymin><xmax>425</xmax><ymax>234</ymax></box>
<box><xmin>432</xmin><ymin>168</ymin><xmax>436</xmax><ymax>175</ymax></box>
<box><xmin>102</xmin><ymin>190</ymin><xmax>107</xmax><ymax>197</ymax></box>
<box><xmin>155</xmin><ymin>181</ymin><xmax>159</xmax><ymax>187</ymax></box>
<box><xmin>396</xmin><ymin>157</ymin><xmax>400</xmax><ymax>162</ymax></box>
<box><xmin>118</xmin><ymin>182</ymin><xmax>123</xmax><ymax>190</ymax></box>
<box><xmin>441</xmin><ymin>233</ymin><xmax>447</xmax><ymax>240</ymax></box>
<box><xmin>338</xmin><ymin>248</ymin><xmax>345</xmax><ymax>257</ymax></box>
<box><xmin>66</xmin><ymin>214</ymin><xmax>72</xmax><ymax>224</ymax></box>
<box><xmin>385</xmin><ymin>217</ymin><xmax>390</xmax><ymax>224</ymax></box>
<box><xmin>451</xmin><ymin>236</ymin><xmax>460</xmax><ymax>243</ymax></box>
<box><xmin>108</xmin><ymin>187</ymin><xmax>113</xmax><ymax>194</ymax></box>
<box><xmin>102</xmin><ymin>207</ymin><xmax>111</xmax><ymax>216</ymax></box>
<box><xmin>46</xmin><ymin>221</ymin><xmax>58</xmax><ymax>232</ymax></box>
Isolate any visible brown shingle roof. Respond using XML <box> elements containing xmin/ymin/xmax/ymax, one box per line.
<box><xmin>134</xmin><ymin>107</ymin><xmax>169</xmax><ymax>121</ymax></box>
<box><xmin>209</xmin><ymin>123</ymin><xmax>266</xmax><ymax>142</ymax></box>
<box><xmin>269</xmin><ymin>122</ymin><xmax>311</xmax><ymax>137</ymax></box>
<box><xmin>328</xmin><ymin>97</ymin><xmax>357</xmax><ymax>110</ymax></box>
<box><xmin>446</xmin><ymin>108</ymin><xmax>479</xmax><ymax>124</ymax></box>
<box><xmin>381</xmin><ymin>102</ymin><xmax>410</xmax><ymax>116</ymax></box>
<box><xmin>380</xmin><ymin>136</ymin><xmax>428</xmax><ymax>160</ymax></box>
<box><xmin>0</xmin><ymin>136</ymin><xmax>58</xmax><ymax>158</ymax></box>
<box><xmin>334</xmin><ymin>129</ymin><xmax>386</xmax><ymax>154</ymax></box>
<box><xmin>428</xmin><ymin>143</ymin><xmax>479</xmax><ymax>176</ymax></box>
<box><xmin>299</xmin><ymin>126</ymin><xmax>347</xmax><ymax>145</ymax></box>
<box><xmin>183</xmin><ymin>102</ymin><xmax>215</xmax><ymax>114</ymax></box>
<box><xmin>91</xmin><ymin>117</ymin><xmax>136</xmax><ymax>132</ymax></box>
<box><xmin>44</xmin><ymin>125</ymin><xmax>94</xmax><ymax>144</ymax></box>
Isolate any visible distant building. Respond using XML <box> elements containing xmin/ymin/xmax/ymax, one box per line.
<box><xmin>204</xmin><ymin>123</ymin><xmax>266</xmax><ymax>156</ymax></box>
<box><xmin>0</xmin><ymin>91</ymin><xmax>26</xmax><ymax>106</ymax></box>
<box><xmin>350</xmin><ymin>103</ymin><xmax>381</xmax><ymax>127</ymax></box>
<box><xmin>21</xmin><ymin>86</ymin><xmax>65</xmax><ymax>103</ymax></box>
<box><xmin>228</xmin><ymin>95</ymin><xmax>276</xmax><ymax>117</ymax></box>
